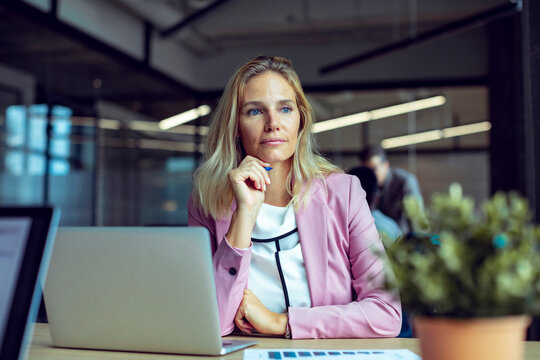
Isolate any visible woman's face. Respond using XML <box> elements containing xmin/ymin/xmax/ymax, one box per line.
<box><xmin>238</xmin><ymin>71</ymin><xmax>301</xmax><ymax>167</ymax></box>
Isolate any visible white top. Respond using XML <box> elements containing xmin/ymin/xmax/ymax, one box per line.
<box><xmin>248</xmin><ymin>203</ymin><xmax>311</xmax><ymax>314</ymax></box>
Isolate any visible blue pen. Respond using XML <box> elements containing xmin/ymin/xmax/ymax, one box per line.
<box><xmin>264</xmin><ymin>166</ymin><xmax>273</xmax><ymax>171</ymax></box>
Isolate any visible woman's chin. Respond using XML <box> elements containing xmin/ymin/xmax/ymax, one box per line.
<box><xmin>245</xmin><ymin>150</ymin><xmax>294</xmax><ymax>166</ymax></box>
<box><xmin>261</xmin><ymin>155</ymin><xmax>292</xmax><ymax>165</ymax></box>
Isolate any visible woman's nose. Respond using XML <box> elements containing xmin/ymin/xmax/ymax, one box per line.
<box><xmin>265</xmin><ymin>110</ymin><xmax>280</xmax><ymax>131</ymax></box>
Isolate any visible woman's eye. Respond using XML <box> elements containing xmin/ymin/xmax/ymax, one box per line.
<box><xmin>247</xmin><ymin>108</ymin><xmax>262</xmax><ymax>116</ymax></box>
<box><xmin>281</xmin><ymin>106</ymin><xmax>293</xmax><ymax>114</ymax></box>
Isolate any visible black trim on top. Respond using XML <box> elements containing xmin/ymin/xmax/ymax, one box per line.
<box><xmin>274</xmin><ymin>252</ymin><xmax>290</xmax><ymax>309</ymax></box>
<box><xmin>251</xmin><ymin>227</ymin><xmax>299</xmax><ymax>310</ymax></box>
<box><xmin>251</xmin><ymin>228</ymin><xmax>298</xmax><ymax>243</ymax></box>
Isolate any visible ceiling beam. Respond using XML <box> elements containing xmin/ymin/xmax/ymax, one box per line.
<box><xmin>160</xmin><ymin>0</ymin><xmax>235</xmax><ymax>39</ymax></box>
<box><xmin>196</xmin><ymin>76</ymin><xmax>488</xmax><ymax>100</ymax></box>
<box><xmin>320</xmin><ymin>0</ymin><xmax>522</xmax><ymax>75</ymax></box>
<box><xmin>1</xmin><ymin>0</ymin><xmax>198</xmax><ymax>95</ymax></box>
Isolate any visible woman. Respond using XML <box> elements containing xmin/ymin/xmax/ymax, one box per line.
<box><xmin>188</xmin><ymin>55</ymin><xmax>401</xmax><ymax>339</ymax></box>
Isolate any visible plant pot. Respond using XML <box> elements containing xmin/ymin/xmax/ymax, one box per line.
<box><xmin>415</xmin><ymin>315</ymin><xmax>530</xmax><ymax>360</ymax></box>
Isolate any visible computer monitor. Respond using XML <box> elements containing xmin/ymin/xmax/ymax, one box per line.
<box><xmin>0</xmin><ymin>207</ymin><xmax>59</xmax><ymax>360</ymax></box>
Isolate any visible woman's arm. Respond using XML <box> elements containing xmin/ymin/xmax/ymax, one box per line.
<box><xmin>187</xmin><ymin>155</ymin><xmax>271</xmax><ymax>335</ymax></box>
<box><xmin>288</xmin><ymin>176</ymin><xmax>402</xmax><ymax>339</ymax></box>
<box><xmin>187</xmin><ymin>197</ymin><xmax>251</xmax><ymax>336</ymax></box>
<box><xmin>287</xmin><ymin>239</ymin><xmax>402</xmax><ymax>339</ymax></box>
<box><xmin>226</xmin><ymin>156</ymin><xmax>270</xmax><ymax>248</ymax></box>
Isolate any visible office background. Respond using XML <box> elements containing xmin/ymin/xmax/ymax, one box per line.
<box><xmin>0</xmin><ymin>0</ymin><xmax>539</xmax><ymax>335</ymax></box>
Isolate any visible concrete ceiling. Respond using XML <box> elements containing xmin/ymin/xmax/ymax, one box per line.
<box><xmin>0</xmin><ymin>0</ymin><xmax>512</xmax><ymax>123</ymax></box>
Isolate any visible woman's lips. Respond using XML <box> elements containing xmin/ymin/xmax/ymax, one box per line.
<box><xmin>261</xmin><ymin>138</ymin><xmax>286</xmax><ymax>145</ymax></box>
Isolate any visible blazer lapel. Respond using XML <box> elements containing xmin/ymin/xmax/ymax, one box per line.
<box><xmin>296</xmin><ymin>181</ymin><xmax>328</xmax><ymax>306</ymax></box>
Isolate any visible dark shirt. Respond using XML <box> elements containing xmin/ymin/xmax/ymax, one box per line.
<box><xmin>377</xmin><ymin>167</ymin><xmax>423</xmax><ymax>234</ymax></box>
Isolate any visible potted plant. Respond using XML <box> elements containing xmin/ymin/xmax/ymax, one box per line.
<box><xmin>384</xmin><ymin>183</ymin><xmax>540</xmax><ymax>360</ymax></box>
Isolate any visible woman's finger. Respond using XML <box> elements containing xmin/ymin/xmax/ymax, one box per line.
<box><xmin>235</xmin><ymin>318</ymin><xmax>252</xmax><ymax>334</ymax></box>
<box><xmin>253</xmin><ymin>162</ymin><xmax>271</xmax><ymax>186</ymax></box>
<box><xmin>230</xmin><ymin>169</ymin><xmax>261</xmax><ymax>191</ymax></box>
<box><xmin>239</xmin><ymin>158</ymin><xmax>271</xmax><ymax>186</ymax></box>
<box><xmin>241</xmin><ymin>155</ymin><xmax>271</xmax><ymax>169</ymax></box>
<box><xmin>235</xmin><ymin>162</ymin><xmax>268</xmax><ymax>191</ymax></box>
<box><xmin>234</xmin><ymin>302</ymin><xmax>253</xmax><ymax>334</ymax></box>
<box><xmin>247</xmin><ymin>170</ymin><xmax>266</xmax><ymax>191</ymax></box>
<box><xmin>248</xmin><ymin>161</ymin><xmax>271</xmax><ymax>189</ymax></box>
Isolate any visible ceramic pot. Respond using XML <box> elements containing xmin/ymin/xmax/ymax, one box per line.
<box><xmin>415</xmin><ymin>315</ymin><xmax>530</xmax><ymax>360</ymax></box>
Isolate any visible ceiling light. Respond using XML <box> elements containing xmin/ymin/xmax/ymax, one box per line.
<box><xmin>138</xmin><ymin>139</ymin><xmax>204</xmax><ymax>153</ymax></box>
<box><xmin>98</xmin><ymin>118</ymin><xmax>120</xmax><ymax>130</ymax></box>
<box><xmin>313</xmin><ymin>96</ymin><xmax>446</xmax><ymax>133</ymax></box>
<box><xmin>442</xmin><ymin>121</ymin><xmax>491</xmax><ymax>138</ymax></box>
<box><xmin>70</xmin><ymin>116</ymin><xmax>209</xmax><ymax>135</ymax></box>
<box><xmin>130</xmin><ymin>120</ymin><xmax>208</xmax><ymax>135</ymax></box>
<box><xmin>381</xmin><ymin>130</ymin><xmax>443</xmax><ymax>149</ymax></box>
<box><xmin>159</xmin><ymin>105</ymin><xmax>211</xmax><ymax>130</ymax></box>
<box><xmin>70</xmin><ymin>116</ymin><xmax>121</xmax><ymax>129</ymax></box>
<box><xmin>381</xmin><ymin>121</ymin><xmax>491</xmax><ymax>149</ymax></box>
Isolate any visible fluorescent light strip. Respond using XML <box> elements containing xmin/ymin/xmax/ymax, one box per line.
<box><xmin>381</xmin><ymin>121</ymin><xmax>491</xmax><ymax>149</ymax></box>
<box><xmin>381</xmin><ymin>130</ymin><xmax>443</xmax><ymax>149</ymax></box>
<box><xmin>103</xmin><ymin>138</ymin><xmax>204</xmax><ymax>153</ymax></box>
<box><xmin>442</xmin><ymin>121</ymin><xmax>492</xmax><ymax>138</ymax></box>
<box><xmin>71</xmin><ymin>116</ymin><xmax>121</xmax><ymax>129</ymax></box>
<box><xmin>130</xmin><ymin>120</ymin><xmax>209</xmax><ymax>135</ymax></box>
<box><xmin>312</xmin><ymin>95</ymin><xmax>445</xmax><ymax>133</ymax></box>
<box><xmin>138</xmin><ymin>139</ymin><xmax>204</xmax><ymax>153</ymax></box>
<box><xmin>159</xmin><ymin>105</ymin><xmax>211</xmax><ymax>130</ymax></box>
<box><xmin>98</xmin><ymin>118</ymin><xmax>121</xmax><ymax>130</ymax></box>
<box><xmin>70</xmin><ymin>116</ymin><xmax>208</xmax><ymax>135</ymax></box>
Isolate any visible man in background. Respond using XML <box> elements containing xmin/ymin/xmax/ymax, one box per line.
<box><xmin>356</xmin><ymin>145</ymin><xmax>423</xmax><ymax>234</ymax></box>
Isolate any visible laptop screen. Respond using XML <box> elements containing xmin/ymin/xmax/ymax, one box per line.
<box><xmin>0</xmin><ymin>207</ymin><xmax>59</xmax><ymax>360</ymax></box>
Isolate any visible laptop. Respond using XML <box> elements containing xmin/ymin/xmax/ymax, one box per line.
<box><xmin>43</xmin><ymin>227</ymin><xmax>257</xmax><ymax>355</ymax></box>
<box><xmin>0</xmin><ymin>206</ymin><xmax>60</xmax><ymax>360</ymax></box>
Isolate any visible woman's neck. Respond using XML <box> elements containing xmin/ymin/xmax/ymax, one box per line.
<box><xmin>264</xmin><ymin>161</ymin><xmax>292</xmax><ymax>207</ymax></box>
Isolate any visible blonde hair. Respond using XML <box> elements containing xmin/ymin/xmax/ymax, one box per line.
<box><xmin>192</xmin><ymin>55</ymin><xmax>342</xmax><ymax>219</ymax></box>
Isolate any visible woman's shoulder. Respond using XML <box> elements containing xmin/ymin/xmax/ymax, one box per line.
<box><xmin>315</xmin><ymin>173</ymin><xmax>360</xmax><ymax>200</ymax></box>
<box><xmin>324</xmin><ymin>172</ymin><xmax>358</xmax><ymax>188</ymax></box>
<box><xmin>187</xmin><ymin>193</ymin><xmax>217</xmax><ymax>226</ymax></box>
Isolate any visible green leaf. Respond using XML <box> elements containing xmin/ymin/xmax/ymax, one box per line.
<box><xmin>384</xmin><ymin>183</ymin><xmax>540</xmax><ymax>317</ymax></box>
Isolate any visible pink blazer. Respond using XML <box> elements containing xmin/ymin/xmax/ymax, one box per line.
<box><xmin>188</xmin><ymin>173</ymin><xmax>401</xmax><ymax>339</ymax></box>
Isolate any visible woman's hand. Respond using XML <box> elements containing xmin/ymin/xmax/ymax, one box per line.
<box><xmin>228</xmin><ymin>156</ymin><xmax>271</xmax><ymax>212</ymax></box>
<box><xmin>225</xmin><ymin>156</ymin><xmax>271</xmax><ymax>249</ymax></box>
<box><xmin>234</xmin><ymin>289</ymin><xmax>288</xmax><ymax>336</ymax></box>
